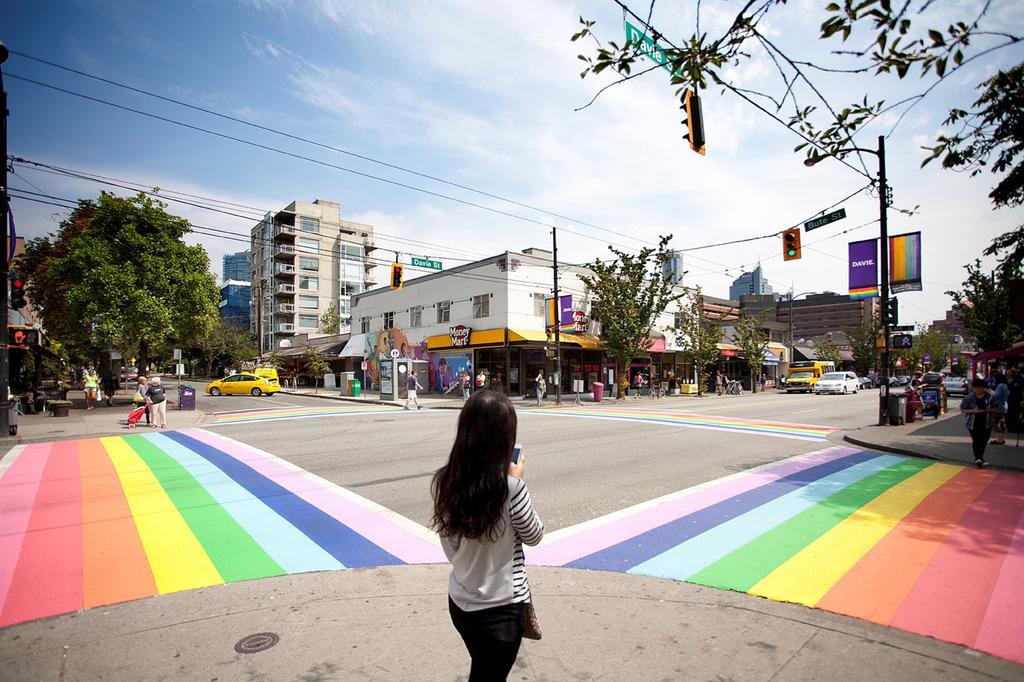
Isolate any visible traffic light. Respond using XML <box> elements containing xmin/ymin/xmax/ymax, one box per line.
<box><xmin>7</xmin><ymin>326</ymin><xmax>38</xmax><ymax>348</ymax></box>
<box><xmin>782</xmin><ymin>228</ymin><xmax>801</xmax><ymax>261</ymax></box>
<box><xmin>390</xmin><ymin>263</ymin><xmax>404</xmax><ymax>290</ymax></box>
<box><xmin>682</xmin><ymin>89</ymin><xmax>705</xmax><ymax>156</ymax></box>
<box><xmin>10</xmin><ymin>274</ymin><xmax>27</xmax><ymax>310</ymax></box>
<box><xmin>883</xmin><ymin>297</ymin><xmax>899</xmax><ymax>326</ymax></box>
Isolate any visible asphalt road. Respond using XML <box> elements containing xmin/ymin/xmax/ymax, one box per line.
<box><xmin>200</xmin><ymin>385</ymin><xmax>883</xmax><ymax>531</ymax></box>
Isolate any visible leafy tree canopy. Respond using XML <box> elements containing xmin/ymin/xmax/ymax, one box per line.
<box><xmin>731</xmin><ymin>312</ymin><xmax>770</xmax><ymax>391</ymax></box>
<box><xmin>302</xmin><ymin>345</ymin><xmax>331</xmax><ymax>391</ymax></box>
<box><xmin>670</xmin><ymin>287</ymin><xmax>722</xmax><ymax>396</ymax></box>
<box><xmin>320</xmin><ymin>303</ymin><xmax>341</xmax><ymax>335</ymax></box>
<box><xmin>815</xmin><ymin>339</ymin><xmax>843</xmax><ymax>368</ymax></box>
<box><xmin>18</xmin><ymin>192</ymin><xmax>220</xmax><ymax>367</ymax></box>
<box><xmin>190</xmin><ymin>319</ymin><xmax>257</xmax><ymax>377</ymax></box>
<box><xmin>947</xmin><ymin>259</ymin><xmax>1023</xmax><ymax>352</ymax></box>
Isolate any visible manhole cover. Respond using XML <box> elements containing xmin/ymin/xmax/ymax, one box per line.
<box><xmin>234</xmin><ymin>632</ymin><xmax>279</xmax><ymax>654</ymax></box>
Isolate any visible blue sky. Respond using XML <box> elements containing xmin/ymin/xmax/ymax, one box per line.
<box><xmin>5</xmin><ymin>0</ymin><xmax>1023</xmax><ymax>328</ymax></box>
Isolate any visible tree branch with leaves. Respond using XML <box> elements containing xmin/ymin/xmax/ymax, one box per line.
<box><xmin>670</xmin><ymin>287</ymin><xmax>722</xmax><ymax>396</ymax></box>
<box><xmin>732</xmin><ymin>311</ymin><xmax>770</xmax><ymax>392</ymax></box>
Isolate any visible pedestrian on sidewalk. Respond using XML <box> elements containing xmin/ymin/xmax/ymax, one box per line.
<box><xmin>476</xmin><ymin>370</ymin><xmax>486</xmax><ymax>390</ymax></box>
<box><xmin>135</xmin><ymin>376</ymin><xmax>151</xmax><ymax>425</ymax></box>
<box><xmin>83</xmin><ymin>365</ymin><xmax>99</xmax><ymax>410</ymax></box>
<box><xmin>432</xmin><ymin>390</ymin><xmax>544</xmax><ymax>682</ymax></box>
<box><xmin>534</xmin><ymin>371</ymin><xmax>546</xmax><ymax>407</ymax></box>
<box><xmin>101</xmin><ymin>369</ymin><xmax>119</xmax><ymax>406</ymax></box>
<box><xmin>1007</xmin><ymin>368</ymin><xmax>1023</xmax><ymax>436</ymax></box>
<box><xmin>991</xmin><ymin>376</ymin><xmax>1009</xmax><ymax>445</ymax></box>
<box><xmin>716</xmin><ymin>371</ymin><xmax>726</xmax><ymax>396</ymax></box>
<box><xmin>405</xmin><ymin>370</ymin><xmax>423</xmax><ymax>410</ymax></box>
<box><xmin>146</xmin><ymin>376</ymin><xmax>168</xmax><ymax>428</ymax></box>
<box><xmin>961</xmin><ymin>378</ymin><xmax>994</xmax><ymax>468</ymax></box>
<box><xmin>633</xmin><ymin>371</ymin><xmax>646</xmax><ymax>399</ymax></box>
<box><xmin>460</xmin><ymin>370</ymin><xmax>471</xmax><ymax>401</ymax></box>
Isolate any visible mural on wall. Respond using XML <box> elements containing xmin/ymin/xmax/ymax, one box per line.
<box><xmin>363</xmin><ymin>328</ymin><xmax>429</xmax><ymax>391</ymax></box>
<box><xmin>430</xmin><ymin>352</ymin><xmax>474</xmax><ymax>394</ymax></box>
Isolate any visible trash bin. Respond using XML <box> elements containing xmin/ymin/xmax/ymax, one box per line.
<box><xmin>352</xmin><ymin>379</ymin><xmax>362</xmax><ymax>397</ymax></box>
<box><xmin>592</xmin><ymin>382</ymin><xmax>604</xmax><ymax>402</ymax></box>
<box><xmin>178</xmin><ymin>385</ymin><xmax>196</xmax><ymax>411</ymax></box>
<box><xmin>887</xmin><ymin>393</ymin><xmax>907</xmax><ymax>425</ymax></box>
<box><xmin>906</xmin><ymin>394</ymin><xmax>923</xmax><ymax>423</ymax></box>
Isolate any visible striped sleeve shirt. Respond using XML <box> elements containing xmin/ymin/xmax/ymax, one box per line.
<box><xmin>442</xmin><ymin>476</ymin><xmax>545</xmax><ymax>612</ymax></box>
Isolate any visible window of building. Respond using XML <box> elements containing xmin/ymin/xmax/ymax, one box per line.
<box><xmin>473</xmin><ymin>294</ymin><xmax>490</xmax><ymax>319</ymax></box>
<box><xmin>339</xmin><ymin>299</ymin><xmax>351</xmax><ymax>317</ymax></box>
<box><xmin>298</xmin><ymin>216</ymin><xmax>320</xmax><ymax>234</ymax></box>
<box><xmin>340</xmin><ymin>243</ymin><xmax>363</xmax><ymax>261</ymax></box>
<box><xmin>674</xmin><ymin>311</ymin><xmax>685</xmax><ymax>329</ymax></box>
<box><xmin>298</xmin><ymin>276</ymin><xmax>319</xmax><ymax>291</ymax></box>
<box><xmin>299</xmin><ymin>257</ymin><xmax>319</xmax><ymax>271</ymax></box>
<box><xmin>437</xmin><ymin>300</ymin><xmax>451</xmax><ymax>324</ymax></box>
<box><xmin>384</xmin><ymin>311</ymin><xmax>395</xmax><ymax>330</ymax></box>
<box><xmin>340</xmin><ymin>281</ymin><xmax>363</xmax><ymax>296</ymax></box>
<box><xmin>297</xmin><ymin>237</ymin><xmax>319</xmax><ymax>255</ymax></box>
<box><xmin>341</xmin><ymin>262</ymin><xmax>362</xmax><ymax>281</ymax></box>
<box><xmin>410</xmin><ymin>305</ymin><xmax>422</xmax><ymax>327</ymax></box>
<box><xmin>533</xmin><ymin>293</ymin><xmax>546</xmax><ymax>317</ymax></box>
<box><xmin>298</xmin><ymin>314</ymin><xmax>319</xmax><ymax>329</ymax></box>
<box><xmin>298</xmin><ymin>295</ymin><xmax>318</xmax><ymax>310</ymax></box>
<box><xmin>360</xmin><ymin>316</ymin><xmax>370</xmax><ymax>334</ymax></box>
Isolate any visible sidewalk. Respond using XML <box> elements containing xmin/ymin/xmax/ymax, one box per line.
<box><xmin>1</xmin><ymin>565</ymin><xmax>1016</xmax><ymax>681</ymax></box>
<box><xmin>840</xmin><ymin>410</ymin><xmax>1024</xmax><ymax>471</ymax></box>
<box><xmin>2</xmin><ymin>390</ymin><xmax>206</xmax><ymax>444</ymax></box>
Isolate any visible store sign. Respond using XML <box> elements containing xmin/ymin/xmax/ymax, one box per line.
<box><xmin>572</xmin><ymin>311</ymin><xmax>589</xmax><ymax>332</ymax></box>
<box><xmin>450</xmin><ymin>325</ymin><xmax>472</xmax><ymax>347</ymax></box>
<box><xmin>721</xmin><ymin>349</ymin><xmax>738</xmax><ymax>357</ymax></box>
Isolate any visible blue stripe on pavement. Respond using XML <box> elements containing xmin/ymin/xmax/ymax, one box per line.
<box><xmin>164</xmin><ymin>431</ymin><xmax>403</xmax><ymax>568</ymax></box>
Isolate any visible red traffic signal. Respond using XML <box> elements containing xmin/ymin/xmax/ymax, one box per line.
<box><xmin>390</xmin><ymin>263</ymin><xmax>404</xmax><ymax>290</ymax></box>
<box><xmin>782</xmin><ymin>228</ymin><xmax>802</xmax><ymax>261</ymax></box>
<box><xmin>10</xmin><ymin>275</ymin><xmax>27</xmax><ymax>310</ymax></box>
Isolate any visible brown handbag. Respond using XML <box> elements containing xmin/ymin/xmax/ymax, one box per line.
<box><xmin>522</xmin><ymin>601</ymin><xmax>542</xmax><ymax>640</ymax></box>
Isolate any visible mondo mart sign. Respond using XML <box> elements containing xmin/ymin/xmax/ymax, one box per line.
<box><xmin>449</xmin><ymin>325</ymin><xmax>472</xmax><ymax>348</ymax></box>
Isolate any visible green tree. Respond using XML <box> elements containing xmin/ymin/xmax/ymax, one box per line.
<box><xmin>579</xmin><ymin>236</ymin><xmax>683</xmax><ymax>399</ymax></box>
<box><xmin>18</xmin><ymin>193</ymin><xmax>219</xmax><ymax>369</ymax></box>
<box><xmin>670</xmin><ymin>287</ymin><xmax>722</xmax><ymax>396</ymax></box>
<box><xmin>320</xmin><ymin>303</ymin><xmax>341</xmax><ymax>335</ymax></box>
<box><xmin>732</xmin><ymin>312</ymin><xmax>770</xmax><ymax>392</ymax></box>
<box><xmin>915</xmin><ymin>326</ymin><xmax>953</xmax><ymax>372</ymax></box>
<box><xmin>849</xmin><ymin>318</ymin><xmax>880</xmax><ymax>376</ymax></box>
<box><xmin>815</xmin><ymin>339</ymin><xmax>842</xmax><ymax>368</ymax></box>
<box><xmin>263</xmin><ymin>351</ymin><xmax>286</xmax><ymax>369</ymax></box>
<box><xmin>192</xmin><ymin>320</ymin><xmax>257</xmax><ymax>377</ymax></box>
<box><xmin>947</xmin><ymin>261</ymin><xmax>1022</xmax><ymax>352</ymax></box>
<box><xmin>302</xmin><ymin>345</ymin><xmax>331</xmax><ymax>393</ymax></box>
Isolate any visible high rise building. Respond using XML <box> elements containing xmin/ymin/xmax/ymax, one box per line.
<box><xmin>222</xmin><ymin>250</ymin><xmax>249</xmax><ymax>283</ymax></box>
<box><xmin>662</xmin><ymin>250</ymin><xmax>685</xmax><ymax>286</ymax></box>
<box><xmin>219</xmin><ymin>280</ymin><xmax>251</xmax><ymax>328</ymax></box>
<box><xmin>777</xmin><ymin>292</ymin><xmax>880</xmax><ymax>340</ymax></box>
<box><xmin>728</xmin><ymin>264</ymin><xmax>774</xmax><ymax>300</ymax></box>
<box><xmin>250</xmin><ymin>199</ymin><xmax>375</xmax><ymax>355</ymax></box>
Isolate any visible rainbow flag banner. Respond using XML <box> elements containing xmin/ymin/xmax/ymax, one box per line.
<box><xmin>523</xmin><ymin>407</ymin><xmax>834</xmax><ymax>442</ymax></box>
<box><xmin>889</xmin><ymin>231</ymin><xmax>923</xmax><ymax>293</ymax></box>
<box><xmin>529</xmin><ymin>447</ymin><xmax>1024</xmax><ymax>664</ymax></box>
<box><xmin>212</xmin><ymin>404</ymin><xmax>401</xmax><ymax>426</ymax></box>
<box><xmin>0</xmin><ymin>429</ymin><xmax>443</xmax><ymax>628</ymax></box>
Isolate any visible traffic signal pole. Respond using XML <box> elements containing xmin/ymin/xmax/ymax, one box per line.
<box><xmin>0</xmin><ymin>43</ymin><xmax>10</xmax><ymax>434</ymax></box>
<box><xmin>552</xmin><ymin>227</ymin><xmax>562</xmax><ymax>405</ymax></box>
<box><xmin>877</xmin><ymin>135</ymin><xmax>891</xmax><ymax>426</ymax></box>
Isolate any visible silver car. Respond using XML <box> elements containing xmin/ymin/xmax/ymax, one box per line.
<box><xmin>814</xmin><ymin>372</ymin><xmax>860</xmax><ymax>395</ymax></box>
<box><xmin>944</xmin><ymin>376</ymin><xmax>969</xmax><ymax>396</ymax></box>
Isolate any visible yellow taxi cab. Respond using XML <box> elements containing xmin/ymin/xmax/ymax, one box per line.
<box><xmin>206</xmin><ymin>372</ymin><xmax>280</xmax><ymax>397</ymax></box>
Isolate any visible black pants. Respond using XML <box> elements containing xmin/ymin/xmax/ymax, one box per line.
<box><xmin>971</xmin><ymin>426</ymin><xmax>991</xmax><ymax>461</ymax></box>
<box><xmin>448</xmin><ymin>598</ymin><xmax>523</xmax><ymax>681</ymax></box>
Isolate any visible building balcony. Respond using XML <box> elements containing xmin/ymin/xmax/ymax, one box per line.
<box><xmin>274</xmin><ymin>224</ymin><xmax>296</xmax><ymax>240</ymax></box>
<box><xmin>275</xmin><ymin>323</ymin><xmax>295</xmax><ymax>333</ymax></box>
<box><xmin>276</xmin><ymin>303</ymin><xmax>295</xmax><ymax>314</ymax></box>
<box><xmin>275</xmin><ymin>284</ymin><xmax>295</xmax><ymax>295</ymax></box>
<box><xmin>274</xmin><ymin>244</ymin><xmax>295</xmax><ymax>259</ymax></box>
<box><xmin>275</xmin><ymin>263</ymin><xmax>296</xmax><ymax>277</ymax></box>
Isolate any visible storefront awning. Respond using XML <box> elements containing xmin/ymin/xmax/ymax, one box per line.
<box><xmin>763</xmin><ymin>351</ymin><xmax>781</xmax><ymax>365</ymax></box>
<box><xmin>339</xmin><ymin>334</ymin><xmax>368</xmax><ymax>358</ymax></box>
<box><xmin>428</xmin><ymin>327</ymin><xmax>506</xmax><ymax>350</ymax></box>
<box><xmin>506</xmin><ymin>329</ymin><xmax>603</xmax><ymax>350</ymax></box>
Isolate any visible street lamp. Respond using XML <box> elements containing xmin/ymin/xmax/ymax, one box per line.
<box><xmin>805</xmin><ymin>135</ymin><xmax>891</xmax><ymax>426</ymax></box>
<box><xmin>785</xmin><ymin>291</ymin><xmax>816</xmax><ymax>370</ymax></box>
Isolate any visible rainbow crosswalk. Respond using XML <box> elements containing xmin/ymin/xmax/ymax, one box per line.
<box><xmin>528</xmin><ymin>446</ymin><xmax>1024</xmax><ymax>664</ymax></box>
<box><xmin>523</xmin><ymin>407</ymin><xmax>834</xmax><ymax>441</ymax></box>
<box><xmin>211</xmin><ymin>404</ymin><xmax>401</xmax><ymax>426</ymax></box>
<box><xmin>0</xmin><ymin>428</ymin><xmax>443</xmax><ymax>628</ymax></box>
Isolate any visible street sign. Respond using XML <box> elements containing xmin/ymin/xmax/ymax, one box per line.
<box><xmin>804</xmin><ymin>208</ymin><xmax>847</xmax><ymax>232</ymax></box>
<box><xmin>625</xmin><ymin>21</ymin><xmax>679</xmax><ymax>77</ymax></box>
<box><xmin>173</xmin><ymin>348</ymin><xmax>182</xmax><ymax>360</ymax></box>
<box><xmin>892</xmin><ymin>333</ymin><xmax>913</xmax><ymax>349</ymax></box>
<box><xmin>891</xmin><ymin>325</ymin><xmax>915</xmax><ymax>332</ymax></box>
<box><xmin>411</xmin><ymin>256</ymin><xmax>443</xmax><ymax>271</ymax></box>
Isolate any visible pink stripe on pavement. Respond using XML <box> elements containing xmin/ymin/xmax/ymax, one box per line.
<box><xmin>182</xmin><ymin>429</ymin><xmax>444</xmax><ymax>564</ymax></box>
<box><xmin>528</xmin><ymin>447</ymin><xmax>860</xmax><ymax>566</ymax></box>
<box><xmin>0</xmin><ymin>444</ymin><xmax>52</xmax><ymax>616</ymax></box>
<box><xmin>971</xmin><ymin>495</ymin><xmax>1024</xmax><ymax>663</ymax></box>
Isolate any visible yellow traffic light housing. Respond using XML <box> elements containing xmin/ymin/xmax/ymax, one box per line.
<box><xmin>682</xmin><ymin>89</ymin><xmax>706</xmax><ymax>156</ymax></box>
<box><xmin>390</xmin><ymin>263</ymin><xmax>404</xmax><ymax>290</ymax></box>
<box><xmin>782</xmin><ymin>228</ymin><xmax>801</xmax><ymax>261</ymax></box>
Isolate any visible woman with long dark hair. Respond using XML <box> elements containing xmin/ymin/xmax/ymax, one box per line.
<box><xmin>432</xmin><ymin>390</ymin><xmax>544</xmax><ymax>681</ymax></box>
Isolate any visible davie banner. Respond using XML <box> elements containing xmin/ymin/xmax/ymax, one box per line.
<box><xmin>848</xmin><ymin>239</ymin><xmax>879</xmax><ymax>299</ymax></box>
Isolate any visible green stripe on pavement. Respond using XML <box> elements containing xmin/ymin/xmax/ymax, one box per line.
<box><xmin>124</xmin><ymin>434</ymin><xmax>285</xmax><ymax>582</ymax></box>
<box><xmin>688</xmin><ymin>458</ymin><xmax>931</xmax><ymax>593</ymax></box>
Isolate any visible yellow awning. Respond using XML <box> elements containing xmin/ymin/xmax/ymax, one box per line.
<box><xmin>561</xmin><ymin>333</ymin><xmax>603</xmax><ymax>350</ymax></box>
<box><xmin>427</xmin><ymin>327</ymin><xmax>506</xmax><ymax>350</ymax></box>
<box><xmin>506</xmin><ymin>329</ymin><xmax>602</xmax><ymax>350</ymax></box>
<box><xmin>507</xmin><ymin>329</ymin><xmax>547</xmax><ymax>343</ymax></box>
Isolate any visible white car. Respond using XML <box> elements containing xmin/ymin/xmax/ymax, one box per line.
<box><xmin>814</xmin><ymin>372</ymin><xmax>860</xmax><ymax>395</ymax></box>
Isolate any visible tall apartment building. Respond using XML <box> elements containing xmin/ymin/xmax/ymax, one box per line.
<box><xmin>662</xmin><ymin>250</ymin><xmax>685</xmax><ymax>286</ymax></box>
<box><xmin>222</xmin><ymin>250</ymin><xmax>250</xmax><ymax>282</ymax></box>
<box><xmin>728</xmin><ymin>263</ymin><xmax>774</xmax><ymax>300</ymax></box>
<box><xmin>249</xmin><ymin>199</ymin><xmax>375</xmax><ymax>354</ymax></box>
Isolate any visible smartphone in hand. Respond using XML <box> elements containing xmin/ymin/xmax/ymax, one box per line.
<box><xmin>512</xmin><ymin>444</ymin><xmax>522</xmax><ymax>464</ymax></box>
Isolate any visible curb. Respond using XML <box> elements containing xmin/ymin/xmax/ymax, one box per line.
<box><xmin>279</xmin><ymin>390</ymin><xmax>465</xmax><ymax>410</ymax></box>
<box><xmin>841</xmin><ymin>433</ymin><xmax>1023</xmax><ymax>473</ymax></box>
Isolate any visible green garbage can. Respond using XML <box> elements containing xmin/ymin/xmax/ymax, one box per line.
<box><xmin>352</xmin><ymin>379</ymin><xmax>362</xmax><ymax>397</ymax></box>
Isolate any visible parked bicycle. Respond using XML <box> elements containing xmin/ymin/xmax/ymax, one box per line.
<box><xmin>649</xmin><ymin>382</ymin><xmax>665</xmax><ymax>399</ymax></box>
<box><xmin>725</xmin><ymin>380</ymin><xmax>743</xmax><ymax>395</ymax></box>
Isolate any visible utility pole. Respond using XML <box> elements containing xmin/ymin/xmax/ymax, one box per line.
<box><xmin>877</xmin><ymin>135</ymin><xmax>891</xmax><ymax>426</ymax></box>
<box><xmin>0</xmin><ymin>43</ymin><xmax>11</xmax><ymax>434</ymax></box>
<box><xmin>552</xmin><ymin>227</ymin><xmax>562</xmax><ymax>405</ymax></box>
<box><xmin>256</xmin><ymin>279</ymin><xmax>264</xmax><ymax>362</ymax></box>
